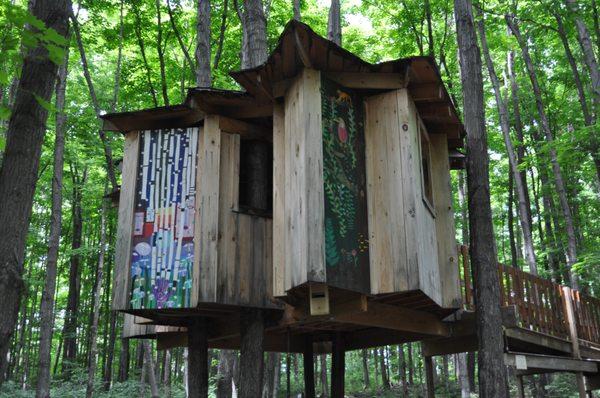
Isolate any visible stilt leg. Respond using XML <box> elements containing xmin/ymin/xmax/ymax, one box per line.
<box><xmin>424</xmin><ymin>356</ymin><xmax>435</xmax><ymax>398</ymax></box>
<box><xmin>303</xmin><ymin>336</ymin><xmax>315</xmax><ymax>398</ymax></box>
<box><xmin>331</xmin><ymin>333</ymin><xmax>345</xmax><ymax>398</ymax></box>
<box><xmin>516</xmin><ymin>375</ymin><xmax>525</xmax><ymax>398</ymax></box>
<box><xmin>239</xmin><ymin>308</ymin><xmax>264</xmax><ymax>398</ymax></box>
<box><xmin>187</xmin><ymin>318</ymin><xmax>208</xmax><ymax>397</ymax></box>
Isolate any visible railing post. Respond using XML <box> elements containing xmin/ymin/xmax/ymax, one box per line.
<box><xmin>562</xmin><ymin>286</ymin><xmax>587</xmax><ymax>398</ymax></box>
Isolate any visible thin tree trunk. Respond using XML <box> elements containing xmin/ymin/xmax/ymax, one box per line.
<box><xmin>0</xmin><ymin>0</ymin><xmax>69</xmax><ymax>381</ymax></box>
<box><xmin>62</xmin><ymin>166</ymin><xmax>87</xmax><ymax>376</ymax></box>
<box><xmin>143</xmin><ymin>341</ymin><xmax>160</xmax><ymax>398</ymax></box>
<box><xmin>213</xmin><ymin>0</ymin><xmax>229</xmax><ymax>71</ymax></box>
<box><xmin>507</xmin><ymin>172</ymin><xmax>519</xmax><ymax>268</ymax></box>
<box><xmin>196</xmin><ymin>0</ymin><xmax>212</xmax><ymax>86</ymax></box>
<box><xmin>154</xmin><ymin>0</ymin><xmax>169</xmax><ymax>105</ymax></box>
<box><xmin>86</xmin><ymin>195</ymin><xmax>109</xmax><ymax>398</ymax></box>
<box><xmin>217</xmin><ymin>350</ymin><xmax>235</xmax><ymax>397</ymax></box>
<box><xmin>320</xmin><ymin>355</ymin><xmax>329</xmax><ymax>398</ymax></box>
<box><xmin>361</xmin><ymin>349</ymin><xmax>370</xmax><ymax>389</ymax></box>
<box><xmin>456</xmin><ymin>1</ymin><xmax>508</xmax><ymax>396</ymax></box>
<box><xmin>506</xmin><ymin>14</ymin><xmax>579</xmax><ymax>288</ymax></box>
<box><xmin>379</xmin><ymin>348</ymin><xmax>390</xmax><ymax>389</ymax></box>
<box><xmin>166</xmin><ymin>0</ymin><xmax>196</xmax><ymax>75</ymax></box>
<box><xmin>103</xmin><ymin>309</ymin><xmax>117</xmax><ymax>390</ymax></box>
<box><xmin>70</xmin><ymin>11</ymin><xmax>118</xmax><ymax>190</ymax></box>
<box><xmin>554</xmin><ymin>12</ymin><xmax>592</xmax><ymax>125</ymax></box>
<box><xmin>327</xmin><ymin>0</ymin><xmax>341</xmax><ymax>45</ymax></box>
<box><xmin>293</xmin><ymin>0</ymin><xmax>301</xmax><ymax>20</ymax></box>
<box><xmin>35</xmin><ymin>47</ymin><xmax>68</xmax><ymax>398</ymax></box>
<box><xmin>425</xmin><ymin>0</ymin><xmax>434</xmax><ymax>56</ymax></box>
<box><xmin>457</xmin><ymin>353</ymin><xmax>470</xmax><ymax>398</ymax></box>
<box><xmin>132</xmin><ymin>3</ymin><xmax>158</xmax><ymax>107</ymax></box>
<box><xmin>478</xmin><ymin>14</ymin><xmax>537</xmax><ymax>273</ymax></box>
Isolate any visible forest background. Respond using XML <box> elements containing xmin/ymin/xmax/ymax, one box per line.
<box><xmin>0</xmin><ymin>0</ymin><xmax>599</xmax><ymax>396</ymax></box>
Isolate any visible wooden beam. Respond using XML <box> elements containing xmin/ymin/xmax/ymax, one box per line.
<box><xmin>324</xmin><ymin>72</ymin><xmax>405</xmax><ymax>89</ymax></box>
<box><xmin>563</xmin><ymin>286</ymin><xmax>588</xmax><ymax>398</ymax></box>
<box><xmin>218</xmin><ymin>116</ymin><xmax>271</xmax><ymax>141</ymax></box>
<box><xmin>410</xmin><ymin>83</ymin><xmax>444</xmax><ymax>102</ymax></box>
<box><xmin>504</xmin><ymin>353</ymin><xmax>598</xmax><ymax>373</ymax></box>
<box><xmin>333</xmin><ymin>301</ymin><xmax>450</xmax><ymax>337</ymax></box>
<box><xmin>421</xmin><ymin>334</ymin><xmax>477</xmax><ymax>356</ymax></box>
<box><xmin>505</xmin><ymin>327</ymin><xmax>573</xmax><ymax>355</ymax></box>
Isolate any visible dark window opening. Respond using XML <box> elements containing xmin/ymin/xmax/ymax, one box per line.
<box><xmin>238</xmin><ymin>139</ymin><xmax>273</xmax><ymax>217</ymax></box>
<box><xmin>420</xmin><ymin>123</ymin><xmax>435</xmax><ymax>212</ymax></box>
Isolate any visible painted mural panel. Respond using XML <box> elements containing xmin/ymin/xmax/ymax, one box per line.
<box><xmin>130</xmin><ymin>128</ymin><xmax>198</xmax><ymax>310</ymax></box>
<box><xmin>321</xmin><ymin>77</ymin><xmax>370</xmax><ymax>293</ymax></box>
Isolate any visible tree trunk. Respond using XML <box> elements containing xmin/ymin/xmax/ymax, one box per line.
<box><xmin>361</xmin><ymin>349</ymin><xmax>370</xmax><ymax>389</ymax></box>
<box><xmin>188</xmin><ymin>318</ymin><xmax>209</xmax><ymax>397</ymax></box>
<box><xmin>407</xmin><ymin>343</ymin><xmax>414</xmax><ymax>386</ymax></box>
<box><xmin>0</xmin><ymin>0</ymin><xmax>69</xmax><ymax>381</ymax></box>
<box><xmin>131</xmin><ymin>3</ymin><xmax>159</xmax><ymax>107</ymax></box>
<box><xmin>62</xmin><ymin>167</ymin><xmax>87</xmax><ymax>376</ymax></box>
<box><xmin>239</xmin><ymin>308</ymin><xmax>265</xmax><ymax>398</ymax></box>
<box><xmin>103</xmin><ymin>309</ymin><xmax>117</xmax><ymax>390</ymax></box>
<box><xmin>331</xmin><ymin>335</ymin><xmax>344</xmax><ymax>398</ymax></box>
<box><xmin>379</xmin><ymin>348</ymin><xmax>390</xmax><ymax>389</ymax></box>
<box><xmin>455</xmin><ymin>1</ymin><xmax>509</xmax><ymax>397</ymax></box>
<box><xmin>118</xmin><ymin>336</ymin><xmax>130</xmax><ymax>382</ymax></box>
<box><xmin>457</xmin><ymin>353</ymin><xmax>470</xmax><ymax>398</ymax></box>
<box><xmin>477</xmin><ymin>14</ymin><xmax>537</xmax><ymax>274</ymax></box>
<box><xmin>262</xmin><ymin>352</ymin><xmax>280</xmax><ymax>397</ymax></box>
<box><xmin>507</xmin><ymin>172</ymin><xmax>519</xmax><ymax>267</ymax></box>
<box><xmin>166</xmin><ymin>0</ymin><xmax>196</xmax><ymax>76</ymax></box>
<box><xmin>293</xmin><ymin>0</ymin><xmax>301</xmax><ymax>20</ymax></box>
<box><xmin>506</xmin><ymin>14</ymin><xmax>579</xmax><ymax>288</ymax></box>
<box><xmin>142</xmin><ymin>341</ymin><xmax>160</xmax><ymax>398</ymax></box>
<box><xmin>86</xmin><ymin>196</ymin><xmax>109</xmax><ymax>398</ymax></box>
<box><xmin>155</xmin><ymin>0</ymin><xmax>170</xmax><ymax>106</ymax></box>
<box><xmin>327</xmin><ymin>0</ymin><xmax>341</xmax><ymax>45</ymax></box>
<box><xmin>196</xmin><ymin>0</ymin><xmax>212</xmax><ymax>86</ymax></box>
<box><xmin>320</xmin><ymin>355</ymin><xmax>329</xmax><ymax>398</ymax></box>
<box><xmin>35</xmin><ymin>47</ymin><xmax>68</xmax><ymax>398</ymax></box>
<box><xmin>213</xmin><ymin>0</ymin><xmax>229</xmax><ymax>71</ymax></box>
<box><xmin>217</xmin><ymin>350</ymin><xmax>235</xmax><ymax>397</ymax></box>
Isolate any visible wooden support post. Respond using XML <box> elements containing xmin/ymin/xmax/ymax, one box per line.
<box><xmin>331</xmin><ymin>333</ymin><xmax>345</xmax><ymax>398</ymax></box>
<box><xmin>424</xmin><ymin>355</ymin><xmax>435</xmax><ymax>398</ymax></box>
<box><xmin>516</xmin><ymin>375</ymin><xmax>525</xmax><ymax>398</ymax></box>
<box><xmin>303</xmin><ymin>336</ymin><xmax>315</xmax><ymax>398</ymax></box>
<box><xmin>239</xmin><ymin>308</ymin><xmax>265</xmax><ymax>398</ymax></box>
<box><xmin>563</xmin><ymin>286</ymin><xmax>587</xmax><ymax>398</ymax></box>
<box><xmin>187</xmin><ymin>318</ymin><xmax>208</xmax><ymax>397</ymax></box>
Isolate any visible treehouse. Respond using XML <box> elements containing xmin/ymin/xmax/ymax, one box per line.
<box><xmin>103</xmin><ymin>20</ymin><xmax>465</xmax><ymax>349</ymax></box>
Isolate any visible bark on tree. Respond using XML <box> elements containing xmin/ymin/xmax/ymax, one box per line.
<box><xmin>320</xmin><ymin>355</ymin><xmax>329</xmax><ymax>398</ymax></box>
<box><xmin>262</xmin><ymin>352</ymin><xmax>280</xmax><ymax>397</ymax></box>
<box><xmin>118</xmin><ymin>335</ymin><xmax>130</xmax><ymax>382</ymax></box>
<box><xmin>477</xmin><ymin>15</ymin><xmax>538</xmax><ymax>274</ymax></box>
<box><xmin>327</xmin><ymin>0</ymin><xmax>341</xmax><ymax>45</ymax></box>
<box><xmin>196</xmin><ymin>0</ymin><xmax>212</xmax><ymax>86</ymax></box>
<box><xmin>506</xmin><ymin>14</ymin><xmax>580</xmax><ymax>289</ymax></box>
<box><xmin>132</xmin><ymin>3</ymin><xmax>159</xmax><ymax>107</ymax></box>
<box><xmin>293</xmin><ymin>0</ymin><xmax>301</xmax><ymax>20</ymax></box>
<box><xmin>379</xmin><ymin>348</ymin><xmax>390</xmax><ymax>389</ymax></box>
<box><xmin>142</xmin><ymin>341</ymin><xmax>160</xmax><ymax>398</ymax></box>
<box><xmin>238</xmin><ymin>308</ymin><xmax>265</xmax><ymax>398</ymax></box>
<box><xmin>457</xmin><ymin>353</ymin><xmax>470</xmax><ymax>398</ymax></box>
<box><xmin>216</xmin><ymin>350</ymin><xmax>235</xmax><ymax>397</ymax></box>
<box><xmin>455</xmin><ymin>0</ymin><xmax>509</xmax><ymax>396</ymax></box>
<box><xmin>0</xmin><ymin>0</ymin><xmax>69</xmax><ymax>380</ymax></box>
<box><xmin>35</xmin><ymin>49</ymin><xmax>69</xmax><ymax>398</ymax></box>
<box><xmin>85</xmin><ymin>196</ymin><xmax>109</xmax><ymax>398</ymax></box>
<box><xmin>154</xmin><ymin>0</ymin><xmax>170</xmax><ymax>106</ymax></box>
<box><xmin>213</xmin><ymin>0</ymin><xmax>229</xmax><ymax>71</ymax></box>
<box><xmin>188</xmin><ymin>318</ymin><xmax>209</xmax><ymax>397</ymax></box>
<box><xmin>361</xmin><ymin>349</ymin><xmax>370</xmax><ymax>389</ymax></box>
<box><xmin>241</xmin><ymin>0</ymin><xmax>268</xmax><ymax>69</ymax></box>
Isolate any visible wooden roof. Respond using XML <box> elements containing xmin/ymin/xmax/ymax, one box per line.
<box><xmin>230</xmin><ymin>20</ymin><xmax>464</xmax><ymax>147</ymax></box>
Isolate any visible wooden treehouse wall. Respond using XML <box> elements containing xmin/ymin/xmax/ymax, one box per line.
<box><xmin>113</xmin><ymin>119</ymin><xmax>275</xmax><ymax>313</ymax></box>
<box><xmin>274</xmin><ymin>68</ymin><xmax>461</xmax><ymax>308</ymax></box>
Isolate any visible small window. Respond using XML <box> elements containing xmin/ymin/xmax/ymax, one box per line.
<box><xmin>238</xmin><ymin>139</ymin><xmax>273</xmax><ymax>217</ymax></box>
<box><xmin>419</xmin><ymin>122</ymin><xmax>435</xmax><ymax>213</ymax></box>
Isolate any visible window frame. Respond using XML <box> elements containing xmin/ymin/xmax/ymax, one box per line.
<box><xmin>418</xmin><ymin>120</ymin><xmax>436</xmax><ymax>218</ymax></box>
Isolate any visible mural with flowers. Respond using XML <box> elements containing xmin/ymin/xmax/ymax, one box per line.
<box><xmin>321</xmin><ymin>77</ymin><xmax>370</xmax><ymax>292</ymax></box>
<box><xmin>129</xmin><ymin>128</ymin><xmax>197</xmax><ymax>310</ymax></box>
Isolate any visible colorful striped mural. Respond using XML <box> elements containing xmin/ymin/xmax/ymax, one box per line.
<box><xmin>129</xmin><ymin>127</ymin><xmax>198</xmax><ymax>310</ymax></box>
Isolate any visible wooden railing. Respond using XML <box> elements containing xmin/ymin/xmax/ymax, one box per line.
<box><xmin>458</xmin><ymin>245</ymin><xmax>600</xmax><ymax>346</ymax></box>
